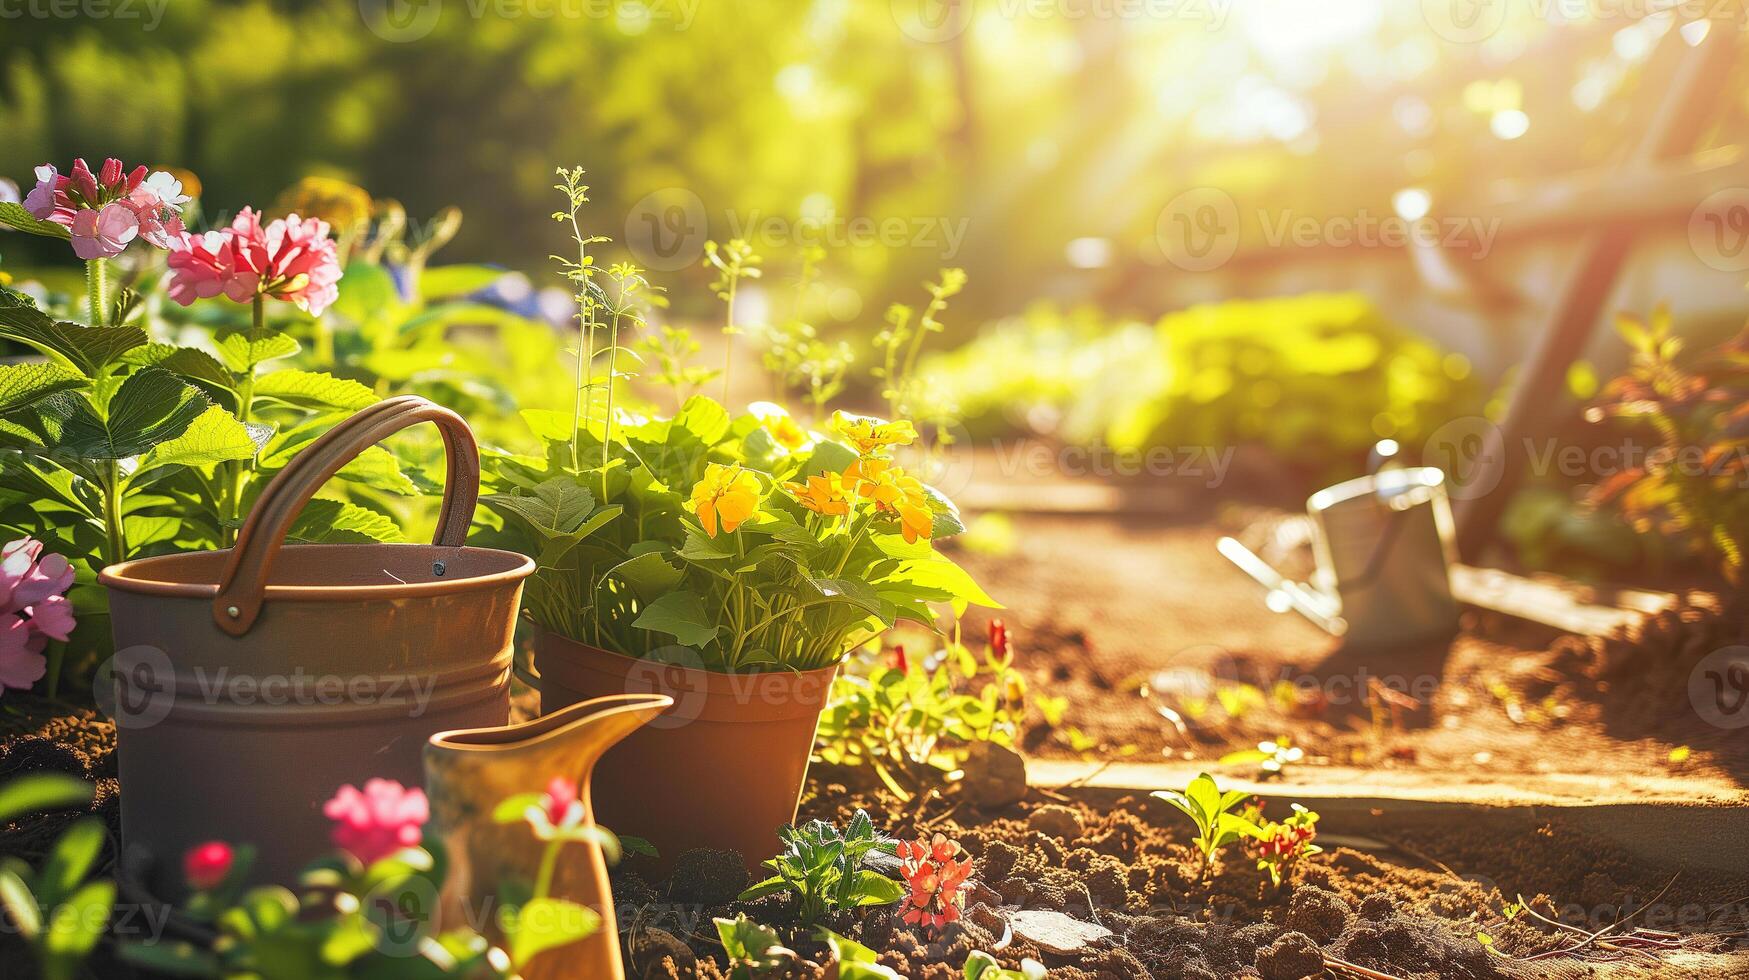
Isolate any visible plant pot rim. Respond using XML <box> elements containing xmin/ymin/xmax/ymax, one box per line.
<box><xmin>100</xmin><ymin>543</ymin><xmax>535</xmax><ymax>601</ymax></box>
<box><xmin>528</xmin><ymin>618</ymin><xmax>847</xmax><ymax>680</ymax></box>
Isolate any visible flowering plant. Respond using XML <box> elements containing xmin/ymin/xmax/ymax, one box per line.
<box><xmin>0</xmin><ymin>537</ymin><xmax>75</xmax><ymax>696</ymax></box>
<box><xmin>481</xmin><ymin>171</ymin><xmax>995</xmax><ymax>673</ymax></box>
<box><xmin>1246</xmin><ymin>801</ymin><xmax>1322</xmax><ymax>888</ymax></box>
<box><xmin>895</xmin><ymin>832</ymin><xmax>973</xmax><ymax>934</ymax></box>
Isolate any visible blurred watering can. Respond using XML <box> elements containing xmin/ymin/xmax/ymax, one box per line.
<box><xmin>423</xmin><ymin>693</ymin><xmax>673</xmax><ymax>980</ymax></box>
<box><xmin>1219</xmin><ymin>446</ymin><xmax>1460</xmax><ymax>647</ymax></box>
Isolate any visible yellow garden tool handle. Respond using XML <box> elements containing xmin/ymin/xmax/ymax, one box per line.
<box><xmin>211</xmin><ymin>395</ymin><xmax>480</xmax><ymax>636</ymax></box>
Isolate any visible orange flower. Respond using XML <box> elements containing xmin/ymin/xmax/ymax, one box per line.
<box><xmin>687</xmin><ymin>463</ymin><xmax>761</xmax><ymax>537</ymax></box>
<box><xmin>784</xmin><ymin>473</ymin><xmax>849</xmax><ymax>517</ymax></box>
<box><xmin>830</xmin><ymin>411</ymin><xmax>916</xmax><ymax>456</ymax></box>
<box><xmin>844</xmin><ymin>457</ymin><xmax>933</xmax><ymax>544</ymax></box>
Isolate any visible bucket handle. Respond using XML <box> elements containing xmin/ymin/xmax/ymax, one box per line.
<box><xmin>211</xmin><ymin>395</ymin><xmax>481</xmax><ymax>636</ymax></box>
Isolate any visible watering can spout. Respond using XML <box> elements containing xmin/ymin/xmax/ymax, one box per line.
<box><xmin>423</xmin><ymin>694</ymin><xmax>674</xmax><ymax>980</ymax></box>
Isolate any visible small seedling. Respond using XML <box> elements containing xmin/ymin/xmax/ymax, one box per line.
<box><xmin>963</xmin><ymin>950</ymin><xmax>1047</xmax><ymax>979</ymax></box>
<box><xmin>1151</xmin><ymin>772</ymin><xmax>1259</xmax><ymax>879</ymax></box>
<box><xmin>740</xmin><ymin>810</ymin><xmax>903</xmax><ymax>925</ymax></box>
<box><xmin>1219</xmin><ymin>737</ymin><xmax>1304</xmax><ymax>779</ymax></box>
<box><xmin>819</xmin><ymin>927</ymin><xmax>903</xmax><ymax>980</ymax></box>
<box><xmin>1249</xmin><ymin>802</ymin><xmax>1321</xmax><ymax>888</ymax></box>
<box><xmin>715</xmin><ymin>914</ymin><xmax>797</xmax><ymax>979</ymax></box>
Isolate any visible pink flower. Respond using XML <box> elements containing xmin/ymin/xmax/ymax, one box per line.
<box><xmin>0</xmin><ymin>538</ymin><xmax>76</xmax><ymax>696</ymax></box>
<box><xmin>23</xmin><ymin>158</ymin><xmax>186</xmax><ymax>257</ymax></box>
<box><xmin>166</xmin><ymin>231</ymin><xmax>256</xmax><ymax>306</ymax></box>
<box><xmin>165</xmin><ymin>208</ymin><xmax>343</xmax><ymax>316</ymax></box>
<box><xmin>541</xmin><ymin>776</ymin><xmax>581</xmax><ymax>829</ymax></box>
<box><xmin>323</xmin><ymin>779</ymin><xmax>428</xmax><ymax>866</ymax></box>
<box><xmin>183</xmin><ymin>841</ymin><xmax>234</xmax><ymax>891</ymax></box>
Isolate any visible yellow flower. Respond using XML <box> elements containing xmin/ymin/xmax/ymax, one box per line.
<box><xmin>750</xmin><ymin>401</ymin><xmax>811</xmax><ymax>452</ymax></box>
<box><xmin>274</xmin><ymin>176</ymin><xmax>373</xmax><ymax>234</ymax></box>
<box><xmin>784</xmin><ymin>473</ymin><xmax>850</xmax><ymax>517</ymax></box>
<box><xmin>831</xmin><ymin>411</ymin><xmax>917</xmax><ymax>456</ymax></box>
<box><xmin>844</xmin><ymin>458</ymin><xmax>933</xmax><ymax>544</ymax></box>
<box><xmin>688</xmin><ymin>463</ymin><xmax>762</xmax><ymax>537</ymax></box>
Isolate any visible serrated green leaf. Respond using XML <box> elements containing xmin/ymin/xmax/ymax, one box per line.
<box><xmin>0</xmin><ymin>201</ymin><xmax>71</xmax><ymax>239</ymax></box>
<box><xmin>120</xmin><ymin>344</ymin><xmax>234</xmax><ymax>390</ymax></box>
<box><xmin>286</xmin><ymin>499</ymin><xmax>401</xmax><ymax>543</ymax></box>
<box><xmin>37</xmin><ymin>369</ymin><xmax>209</xmax><ymax>459</ymax></box>
<box><xmin>484</xmin><ymin>480</ymin><xmax>596</xmax><ymax>537</ymax></box>
<box><xmin>0</xmin><ymin>305</ymin><xmax>147</xmax><ymax>377</ymax></box>
<box><xmin>137</xmin><ymin>405</ymin><xmax>259</xmax><ymax>472</ymax></box>
<box><xmin>0</xmin><ymin>363</ymin><xmax>84</xmax><ymax>414</ymax></box>
<box><xmin>215</xmin><ymin>332</ymin><xmax>299</xmax><ymax>374</ymax></box>
<box><xmin>335</xmin><ymin>445</ymin><xmax>418</xmax><ymax>495</ymax></box>
<box><xmin>252</xmin><ymin>369</ymin><xmax>377</xmax><ymax>411</ymax></box>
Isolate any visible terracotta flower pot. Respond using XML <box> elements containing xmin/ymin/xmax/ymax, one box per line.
<box><xmin>530</xmin><ymin>626</ymin><xmax>839</xmax><ymax>875</ymax></box>
<box><xmin>98</xmin><ymin>397</ymin><xmax>533</xmax><ymax>894</ymax></box>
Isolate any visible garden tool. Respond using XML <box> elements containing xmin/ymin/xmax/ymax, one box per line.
<box><xmin>1218</xmin><ymin>452</ymin><xmax>1460</xmax><ymax>647</ymax></box>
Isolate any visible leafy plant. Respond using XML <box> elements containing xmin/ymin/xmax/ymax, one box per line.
<box><xmin>1246</xmin><ymin>801</ymin><xmax>1322</xmax><ymax>888</ymax></box>
<box><xmin>964</xmin><ymin>950</ymin><xmax>1047</xmax><ymax>980</ymax></box>
<box><xmin>714</xmin><ymin>914</ymin><xmax>797</xmax><ymax>979</ymax></box>
<box><xmin>490</xmin><ymin>776</ymin><xmax>619</xmax><ymax>965</ymax></box>
<box><xmin>739</xmin><ymin>810</ymin><xmax>903</xmax><ymax>926</ymax></box>
<box><xmin>0</xmin><ymin>774</ymin><xmax>112</xmax><ymax>980</ymax></box>
<box><xmin>814</xmin><ymin>619</ymin><xmax>1033</xmax><ymax>799</ymax></box>
<box><xmin>1151</xmin><ymin>773</ymin><xmax>1259</xmax><ymax>879</ymax></box>
<box><xmin>818</xmin><ymin>927</ymin><xmax>903</xmax><ymax>980</ymax></box>
<box><xmin>704</xmin><ymin>238</ymin><xmax>763</xmax><ymax>402</ymax></box>
<box><xmin>1586</xmin><ymin>307</ymin><xmax>1749</xmax><ymax>583</ymax></box>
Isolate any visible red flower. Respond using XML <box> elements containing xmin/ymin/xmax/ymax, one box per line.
<box><xmin>896</xmin><ymin>833</ymin><xmax>972</xmax><ymax>936</ymax></box>
<box><xmin>988</xmin><ymin>619</ymin><xmax>1011</xmax><ymax>665</ymax></box>
<box><xmin>542</xmin><ymin>776</ymin><xmax>580</xmax><ymax>828</ymax></box>
<box><xmin>888</xmin><ymin>644</ymin><xmax>910</xmax><ymax>673</ymax></box>
<box><xmin>183</xmin><ymin>841</ymin><xmax>233</xmax><ymax>891</ymax></box>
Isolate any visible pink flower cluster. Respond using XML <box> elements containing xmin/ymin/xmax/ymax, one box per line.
<box><xmin>24</xmin><ymin>158</ymin><xmax>190</xmax><ymax>260</ymax></box>
<box><xmin>0</xmin><ymin>538</ymin><xmax>76</xmax><ymax>694</ymax></box>
<box><xmin>323</xmin><ymin>778</ymin><xmax>428</xmax><ymax>866</ymax></box>
<box><xmin>166</xmin><ymin>207</ymin><xmax>342</xmax><ymax>316</ymax></box>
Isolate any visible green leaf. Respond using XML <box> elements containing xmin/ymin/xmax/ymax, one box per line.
<box><xmin>215</xmin><ymin>332</ymin><xmax>299</xmax><ymax>374</ymax></box>
<box><xmin>118</xmin><ymin>939</ymin><xmax>223</xmax><ymax>975</ymax></box>
<box><xmin>883</xmin><ymin>557</ymin><xmax>1001</xmax><ymax>608</ymax></box>
<box><xmin>38</xmin><ymin>818</ymin><xmax>104</xmax><ymax>904</ymax></box>
<box><xmin>252</xmin><ymin>369</ymin><xmax>377</xmax><ymax>411</ymax></box>
<box><xmin>600</xmin><ymin>551</ymin><xmax>685</xmax><ymax>602</ymax></box>
<box><xmin>507</xmin><ymin>897</ymin><xmax>600</xmax><ymax>966</ymax></box>
<box><xmin>492</xmin><ymin>793</ymin><xmax>543</xmax><ymax>824</ymax></box>
<box><xmin>820</xmin><ymin>928</ymin><xmax>902</xmax><ymax>980</ymax></box>
<box><xmin>0</xmin><ymin>862</ymin><xmax>40</xmax><ymax>939</ymax></box>
<box><xmin>675</xmin><ymin>394</ymin><xmax>731</xmax><ymax>445</ymax></box>
<box><xmin>798</xmin><ymin>439</ymin><xmax>858</xmax><ymax>480</ymax></box>
<box><xmin>286</xmin><ymin>499</ymin><xmax>401</xmax><ymax>543</ymax></box>
<box><xmin>851</xmin><ymin>869</ymin><xmax>904</xmax><ymax>906</ymax></box>
<box><xmin>631</xmin><ymin>590</ymin><xmax>717</xmax><ymax>648</ymax></box>
<box><xmin>335</xmin><ymin>445</ymin><xmax>418</xmax><ymax>496</ymax></box>
<box><xmin>0</xmin><ymin>201</ymin><xmax>71</xmax><ymax>239</ymax></box>
<box><xmin>484</xmin><ymin>480</ymin><xmax>596</xmax><ymax>537</ymax></box>
<box><xmin>137</xmin><ymin>405</ymin><xmax>259</xmax><ymax>472</ymax></box>
<box><xmin>0</xmin><ymin>304</ymin><xmax>147</xmax><ymax>377</ymax></box>
<box><xmin>0</xmin><ymin>363</ymin><xmax>84</xmax><ymax>414</ymax></box>
<box><xmin>43</xmin><ymin>879</ymin><xmax>114</xmax><ymax>967</ymax></box>
<box><xmin>0</xmin><ymin>777</ymin><xmax>93</xmax><ymax>822</ymax></box>
<box><xmin>39</xmin><ymin>369</ymin><xmax>209</xmax><ymax>458</ymax></box>
<box><xmin>920</xmin><ymin>483</ymin><xmax>967</xmax><ymax>538</ymax></box>
<box><xmin>119</xmin><ymin>344</ymin><xmax>234</xmax><ymax>390</ymax></box>
<box><xmin>736</xmin><ymin>876</ymin><xmax>791</xmax><ymax>903</ymax></box>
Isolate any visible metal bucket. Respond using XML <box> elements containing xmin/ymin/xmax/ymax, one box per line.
<box><xmin>98</xmin><ymin>396</ymin><xmax>534</xmax><ymax>894</ymax></box>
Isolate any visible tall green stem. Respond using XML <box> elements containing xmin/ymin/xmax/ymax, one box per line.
<box><xmin>101</xmin><ymin>459</ymin><xmax>127</xmax><ymax>566</ymax></box>
<box><xmin>86</xmin><ymin>258</ymin><xmax>109</xmax><ymax>327</ymax></box>
<box><xmin>568</xmin><ymin>215</ymin><xmax>594</xmax><ymax>474</ymax></box>
<box><xmin>601</xmin><ymin>311</ymin><xmax>621</xmax><ymax>498</ymax></box>
<box><xmin>721</xmin><ymin>279</ymin><xmax>737</xmax><ymax>405</ymax></box>
<box><xmin>223</xmin><ymin>296</ymin><xmax>264</xmax><ymax>547</ymax></box>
